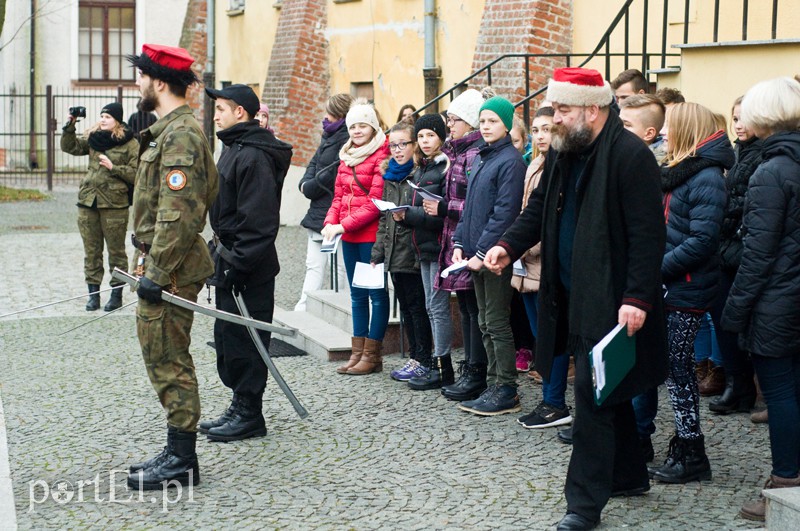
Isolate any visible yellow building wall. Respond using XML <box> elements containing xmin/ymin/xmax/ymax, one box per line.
<box><xmin>214</xmin><ymin>3</ymin><xmax>281</xmax><ymax>95</ymax></box>
<box><xmin>326</xmin><ymin>0</ymin><xmax>485</xmax><ymax>123</ymax></box>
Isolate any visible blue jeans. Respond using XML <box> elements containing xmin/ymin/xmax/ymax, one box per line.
<box><xmin>752</xmin><ymin>353</ymin><xmax>800</xmax><ymax>478</ymax></box>
<box><xmin>521</xmin><ymin>291</ymin><xmax>568</xmax><ymax>408</ymax></box>
<box><xmin>632</xmin><ymin>387</ymin><xmax>658</xmax><ymax>437</ymax></box>
<box><xmin>341</xmin><ymin>241</ymin><xmax>389</xmax><ymax>340</ymax></box>
<box><xmin>521</xmin><ymin>291</ymin><xmax>538</xmax><ymax>338</ymax></box>
<box><xmin>694</xmin><ymin>312</ymin><xmax>722</xmax><ymax>366</ymax></box>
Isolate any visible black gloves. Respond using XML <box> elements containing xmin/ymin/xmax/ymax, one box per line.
<box><xmin>137</xmin><ymin>276</ymin><xmax>163</xmax><ymax>303</ymax></box>
<box><xmin>223</xmin><ymin>268</ymin><xmax>246</xmax><ymax>295</ymax></box>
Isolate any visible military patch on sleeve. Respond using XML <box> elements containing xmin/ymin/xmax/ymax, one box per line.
<box><xmin>166</xmin><ymin>170</ymin><xmax>187</xmax><ymax>191</ymax></box>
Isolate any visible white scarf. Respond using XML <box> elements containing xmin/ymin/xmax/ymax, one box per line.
<box><xmin>339</xmin><ymin>129</ymin><xmax>386</xmax><ymax>167</ymax></box>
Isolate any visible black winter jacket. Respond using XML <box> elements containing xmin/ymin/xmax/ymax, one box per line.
<box><xmin>453</xmin><ymin>135</ymin><xmax>525</xmax><ymax>260</ymax></box>
<box><xmin>402</xmin><ymin>153</ymin><xmax>448</xmax><ymax>262</ymax></box>
<box><xmin>209</xmin><ymin>120</ymin><xmax>293</xmax><ymax>287</ymax></box>
<box><xmin>722</xmin><ymin>131</ymin><xmax>800</xmax><ymax>358</ymax></box>
<box><xmin>299</xmin><ymin>124</ymin><xmax>350</xmax><ymax>232</ymax></box>
<box><xmin>661</xmin><ymin>131</ymin><xmax>732</xmax><ymax>311</ymax></box>
<box><xmin>719</xmin><ymin>136</ymin><xmax>763</xmax><ymax>271</ymax></box>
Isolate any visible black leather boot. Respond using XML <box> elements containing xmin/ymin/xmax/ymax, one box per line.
<box><xmin>441</xmin><ymin>363</ymin><xmax>487</xmax><ymax>401</ymax></box>
<box><xmin>709</xmin><ymin>372</ymin><xmax>756</xmax><ymax>414</ymax></box>
<box><xmin>207</xmin><ymin>393</ymin><xmax>267</xmax><ymax>442</ymax></box>
<box><xmin>103</xmin><ymin>286</ymin><xmax>123</xmax><ymax>311</ymax></box>
<box><xmin>651</xmin><ymin>435</ymin><xmax>712</xmax><ymax>484</ymax></box>
<box><xmin>408</xmin><ymin>355</ymin><xmax>454</xmax><ymax>390</ymax></box>
<box><xmin>86</xmin><ymin>284</ymin><xmax>100</xmax><ymax>311</ymax></box>
<box><xmin>198</xmin><ymin>394</ymin><xmax>240</xmax><ymax>435</ymax></box>
<box><xmin>128</xmin><ymin>428</ymin><xmax>199</xmax><ymax>490</ymax></box>
<box><xmin>129</xmin><ymin>425</ymin><xmax>175</xmax><ymax>473</ymax></box>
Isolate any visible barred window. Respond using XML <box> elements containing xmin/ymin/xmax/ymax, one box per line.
<box><xmin>78</xmin><ymin>1</ymin><xmax>136</xmax><ymax>82</ymax></box>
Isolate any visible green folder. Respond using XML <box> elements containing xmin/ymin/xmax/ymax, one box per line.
<box><xmin>588</xmin><ymin>323</ymin><xmax>637</xmax><ymax>405</ymax></box>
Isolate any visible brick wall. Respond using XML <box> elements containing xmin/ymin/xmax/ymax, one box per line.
<box><xmin>263</xmin><ymin>0</ymin><xmax>329</xmax><ymax>166</ymax></box>
<box><xmin>470</xmin><ymin>0</ymin><xmax>573</xmax><ymax>111</ymax></box>
<box><xmin>179</xmin><ymin>0</ymin><xmax>208</xmax><ymax>119</ymax></box>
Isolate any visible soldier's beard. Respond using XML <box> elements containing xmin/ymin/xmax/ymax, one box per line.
<box><xmin>550</xmin><ymin>115</ymin><xmax>593</xmax><ymax>153</ymax></box>
<box><xmin>139</xmin><ymin>84</ymin><xmax>158</xmax><ymax>114</ymax></box>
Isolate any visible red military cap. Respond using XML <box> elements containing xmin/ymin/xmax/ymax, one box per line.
<box><xmin>546</xmin><ymin>67</ymin><xmax>614</xmax><ymax>107</ymax></box>
<box><xmin>127</xmin><ymin>43</ymin><xmax>199</xmax><ymax>87</ymax></box>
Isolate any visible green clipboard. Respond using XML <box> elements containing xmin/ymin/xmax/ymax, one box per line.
<box><xmin>588</xmin><ymin>323</ymin><xmax>636</xmax><ymax>405</ymax></box>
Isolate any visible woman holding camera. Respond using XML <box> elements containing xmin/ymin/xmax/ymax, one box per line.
<box><xmin>61</xmin><ymin>102</ymin><xmax>139</xmax><ymax>311</ymax></box>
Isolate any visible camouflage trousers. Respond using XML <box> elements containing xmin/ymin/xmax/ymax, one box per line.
<box><xmin>136</xmin><ymin>281</ymin><xmax>203</xmax><ymax>432</ymax></box>
<box><xmin>77</xmin><ymin>206</ymin><xmax>129</xmax><ymax>285</ymax></box>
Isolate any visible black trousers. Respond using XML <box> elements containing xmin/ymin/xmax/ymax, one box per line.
<box><xmin>456</xmin><ymin>289</ymin><xmax>488</xmax><ymax>366</ymax></box>
<box><xmin>214</xmin><ymin>279</ymin><xmax>274</xmax><ymax>396</ymax></box>
<box><xmin>392</xmin><ymin>272</ymin><xmax>432</xmax><ymax>360</ymax></box>
<box><xmin>565</xmin><ymin>347</ymin><xmax>649</xmax><ymax>520</ymax></box>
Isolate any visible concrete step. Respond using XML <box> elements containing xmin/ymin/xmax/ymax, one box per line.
<box><xmin>305</xmin><ymin>289</ymin><xmax>401</xmax><ymax>334</ymax></box>
<box><xmin>273</xmin><ymin>307</ymin><xmax>352</xmax><ymax>362</ymax></box>
<box><xmin>765</xmin><ymin>486</ymin><xmax>800</xmax><ymax>529</ymax></box>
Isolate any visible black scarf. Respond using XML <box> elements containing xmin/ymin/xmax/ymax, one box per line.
<box><xmin>88</xmin><ymin>126</ymin><xmax>134</xmax><ymax>152</ymax></box>
<box><xmin>660</xmin><ymin>157</ymin><xmax>718</xmax><ymax>192</ymax></box>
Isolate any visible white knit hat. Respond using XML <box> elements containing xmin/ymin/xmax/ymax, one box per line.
<box><xmin>346</xmin><ymin>102</ymin><xmax>381</xmax><ymax>132</ymax></box>
<box><xmin>546</xmin><ymin>67</ymin><xmax>614</xmax><ymax>107</ymax></box>
<box><xmin>447</xmin><ymin>89</ymin><xmax>484</xmax><ymax>129</ymax></box>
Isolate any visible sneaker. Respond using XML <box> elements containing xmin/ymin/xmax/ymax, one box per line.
<box><xmin>517</xmin><ymin>401</ymin><xmax>572</xmax><ymax>428</ymax></box>
<box><xmin>515</xmin><ymin>348</ymin><xmax>533</xmax><ymax>372</ymax></box>
<box><xmin>461</xmin><ymin>384</ymin><xmax>522</xmax><ymax>416</ymax></box>
<box><xmin>457</xmin><ymin>385</ymin><xmax>497</xmax><ymax>412</ymax></box>
<box><xmin>557</xmin><ymin>427</ymin><xmax>573</xmax><ymax>444</ymax></box>
<box><xmin>390</xmin><ymin>359</ymin><xmax>420</xmax><ymax>382</ymax></box>
<box><xmin>750</xmin><ymin>408</ymin><xmax>768</xmax><ymax>424</ymax></box>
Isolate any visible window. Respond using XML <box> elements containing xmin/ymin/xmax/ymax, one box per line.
<box><xmin>350</xmin><ymin>82</ymin><xmax>374</xmax><ymax>103</ymax></box>
<box><xmin>227</xmin><ymin>0</ymin><xmax>245</xmax><ymax>15</ymax></box>
<box><xmin>79</xmin><ymin>1</ymin><xmax>136</xmax><ymax>82</ymax></box>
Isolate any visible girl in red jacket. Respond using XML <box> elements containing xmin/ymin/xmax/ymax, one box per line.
<box><xmin>322</xmin><ymin>100</ymin><xmax>391</xmax><ymax>375</ymax></box>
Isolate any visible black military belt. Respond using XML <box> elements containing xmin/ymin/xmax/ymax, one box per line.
<box><xmin>131</xmin><ymin>234</ymin><xmax>151</xmax><ymax>253</ymax></box>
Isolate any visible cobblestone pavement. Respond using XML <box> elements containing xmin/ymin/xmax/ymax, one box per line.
<box><xmin>0</xmin><ymin>190</ymin><xmax>770</xmax><ymax>529</ymax></box>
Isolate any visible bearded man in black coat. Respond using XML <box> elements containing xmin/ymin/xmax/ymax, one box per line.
<box><xmin>484</xmin><ymin>67</ymin><xmax>668</xmax><ymax>530</ymax></box>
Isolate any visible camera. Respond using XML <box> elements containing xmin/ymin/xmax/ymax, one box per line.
<box><xmin>69</xmin><ymin>106</ymin><xmax>87</xmax><ymax>118</ymax></box>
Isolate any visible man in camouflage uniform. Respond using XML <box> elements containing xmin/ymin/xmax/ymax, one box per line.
<box><xmin>125</xmin><ymin>43</ymin><xmax>218</xmax><ymax>491</ymax></box>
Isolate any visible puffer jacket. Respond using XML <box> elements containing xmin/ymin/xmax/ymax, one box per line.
<box><xmin>435</xmin><ymin>130</ymin><xmax>483</xmax><ymax>291</ymax></box>
<box><xmin>61</xmin><ymin>122</ymin><xmax>139</xmax><ymax>209</ymax></box>
<box><xmin>511</xmin><ymin>154</ymin><xmax>545</xmax><ymax>293</ymax></box>
<box><xmin>371</xmin><ymin>165</ymin><xmax>418</xmax><ymax>273</ymax></box>
<box><xmin>718</xmin><ymin>136</ymin><xmax>764</xmax><ymax>272</ymax></box>
<box><xmin>299</xmin><ymin>124</ymin><xmax>350</xmax><ymax>233</ymax></box>
<box><xmin>324</xmin><ymin>140</ymin><xmax>390</xmax><ymax>243</ymax></box>
<box><xmin>722</xmin><ymin>131</ymin><xmax>800</xmax><ymax>358</ymax></box>
<box><xmin>453</xmin><ymin>135</ymin><xmax>526</xmax><ymax>260</ymax></box>
<box><xmin>661</xmin><ymin>130</ymin><xmax>732</xmax><ymax>310</ymax></box>
<box><xmin>402</xmin><ymin>153</ymin><xmax>448</xmax><ymax>263</ymax></box>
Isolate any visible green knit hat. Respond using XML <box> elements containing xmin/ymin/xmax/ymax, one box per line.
<box><xmin>479</xmin><ymin>96</ymin><xmax>515</xmax><ymax>132</ymax></box>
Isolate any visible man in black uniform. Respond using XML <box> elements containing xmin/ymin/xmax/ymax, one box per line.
<box><xmin>200</xmin><ymin>84</ymin><xmax>293</xmax><ymax>441</ymax></box>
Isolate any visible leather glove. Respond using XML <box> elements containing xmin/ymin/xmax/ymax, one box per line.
<box><xmin>223</xmin><ymin>268</ymin><xmax>246</xmax><ymax>295</ymax></box>
<box><xmin>137</xmin><ymin>276</ymin><xmax>163</xmax><ymax>304</ymax></box>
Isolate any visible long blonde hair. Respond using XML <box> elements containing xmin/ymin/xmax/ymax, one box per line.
<box><xmin>665</xmin><ymin>102</ymin><xmax>722</xmax><ymax>167</ymax></box>
<box><xmin>84</xmin><ymin>120</ymin><xmax>127</xmax><ymax>140</ymax></box>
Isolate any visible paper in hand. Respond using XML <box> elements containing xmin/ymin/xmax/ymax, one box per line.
<box><xmin>512</xmin><ymin>259</ymin><xmax>527</xmax><ymax>277</ymax></box>
<box><xmin>352</xmin><ymin>262</ymin><xmax>385</xmax><ymax>289</ymax></box>
<box><xmin>440</xmin><ymin>260</ymin><xmax>469</xmax><ymax>278</ymax></box>
<box><xmin>320</xmin><ymin>233</ymin><xmax>341</xmax><ymax>253</ymax></box>
<box><xmin>408</xmin><ymin>181</ymin><xmax>443</xmax><ymax>202</ymax></box>
<box><xmin>371</xmin><ymin>198</ymin><xmax>410</xmax><ymax>212</ymax></box>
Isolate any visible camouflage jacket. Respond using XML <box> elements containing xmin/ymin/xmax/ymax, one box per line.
<box><xmin>61</xmin><ymin>123</ymin><xmax>139</xmax><ymax>209</ymax></box>
<box><xmin>132</xmin><ymin>105</ymin><xmax>219</xmax><ymax>288</ymax></box>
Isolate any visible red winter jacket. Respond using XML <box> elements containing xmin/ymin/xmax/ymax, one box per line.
<box><xmin>324</xmin><ymin>140</ymin><xmax>390</xmax><ymax>243</ymax></box>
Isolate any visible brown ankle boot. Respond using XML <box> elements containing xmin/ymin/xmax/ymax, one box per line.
<box><xmin>695</xmin><ymin>359</ymin><xmax>711</xmax><ymax>385</ymax></box>
<box><xmin>336</xmin><ymin>337</ymin><xmax>366</xmax><ymax>374</ymax></box>
<box><xmin>740</xmin><ymin>473</ymin><xmax>800</xmax><ymax>522</ymax></box>
<box><xmin>699</xmin><ymin>364</ymin><xmax>725</xmax><ymax>396</ymax></box>
<box><xmin>347</xmin><ymin>338</ymin><xmax>383</xmax><ymax>375</ymax></box>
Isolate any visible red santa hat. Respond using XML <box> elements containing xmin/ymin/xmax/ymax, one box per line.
<box><xmin>127</xmin><ymin>44</ymin><xmax>198</xmax><ymax>87</ymax></box>
<box><xmin>546</xmin><ymin>67</ymin><xmax>614</xmax><ymax>107</ymax></box>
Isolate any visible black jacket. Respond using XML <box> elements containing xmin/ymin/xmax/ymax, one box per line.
<box><xmin>498</xmin><ymin>114</ymin><xmax>667</xmax><ymax>407</ymax></box>
<box><xmin>453</xmin><ymin>135</ymin><xmax>525</xmax><ymax>260</ymax></box>
<box><xmin>719</xmin><ymin>136</ymin><xmax>763</xmax><ymax>272</ymax></box>
<box><xmin>209</xmin><ymin>120</ymin><xmax>293</xmax><ymax>287</ymax></box>
<box><xmin>402</xmin><ymin>153</ymin><xmax>448</xmax><ymax>262</ymax></box>
<box><xmin>299</xmin><ymin>124</ymin><xmax>350</xmax><ymax>232</ymax></box>
<box><xmin>661</xmin><ymin>131</ymin><xmax>732</xmax><ymax>311</ymax></box>
<box><xmin>371</xmin><ymin>170</ymin><xmax>419</xmax><ymax>273</ymax></box>
<box><xmin>722</xmin><ymin>131</ymin><xmax>800</xmax><ymax>358</ymax></box>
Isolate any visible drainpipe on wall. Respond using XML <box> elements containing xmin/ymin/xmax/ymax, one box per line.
<box><xmin>203</xmin><ymin>0</ymin><xmax>216</xmax><ymax>147</ymax></box>
<box><xmin>29</xmin><ymin>0</ymin><xmax>39</xmax><ymax>169</ymax></box>
<box><xmin>422</xmin><ymin>0</ymin><xmax>441</xmax><ymax>114</ymax></box>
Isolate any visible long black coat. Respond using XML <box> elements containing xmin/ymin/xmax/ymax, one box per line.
<box><xmin>299</xmin><ymin>124</ymin><xmax>350</xmax><ymax>232</ymax></box>
<box><xmin>498</xmin><ymin>114</ymin><xmax>667</xmax><ymax>407</ymax></box>
<box><xmin>722</xmin><ymin>131</ymin><xmax>800</xmax><ymax>358</ymax></box>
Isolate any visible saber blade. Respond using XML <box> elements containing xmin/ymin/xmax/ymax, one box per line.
<box><xmin>0</xmin><ymin>286</ymin><xmax>119</xmax><ymax>319</ymax></box>
<box><xmin>56</xmin><ymin>299</ymin><xmax>138</xmax><ymax>336</ymax></box>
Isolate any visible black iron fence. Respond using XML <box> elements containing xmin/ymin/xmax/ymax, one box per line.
<box><xmin>0</xmin><ymin>85</ymin><xmax>141</xmax><ymax>189</ymax></box>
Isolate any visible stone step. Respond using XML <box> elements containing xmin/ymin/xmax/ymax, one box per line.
<box><xmin>305</xmin><ymin>289</ymin><xmax>401</xmax><ymax>334</ymax></box>
<box><xmin>272</xmin><ymin>307</ymin><xmax>353</xmax><ymax>362</ymax></box>
<box><xmin>765</xmin><ymin>486</ymin><xmax>800</xmax><ymax>529</ymax></box>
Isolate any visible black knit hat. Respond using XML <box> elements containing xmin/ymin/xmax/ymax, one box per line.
<box><xmin>100</xmin><ymin>102</ymin><xmax>124</xmax><ymax>124</ymax></box>
<box><xmin>414</xmin><ymin>113</ymin><xmax>447</xmax><ymax>142</ymax></box>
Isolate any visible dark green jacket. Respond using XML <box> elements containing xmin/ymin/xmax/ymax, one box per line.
<box><xmin>371</xmin><ymin>169</ymin><xmax>419</xmax><ymax>273</ymax></box>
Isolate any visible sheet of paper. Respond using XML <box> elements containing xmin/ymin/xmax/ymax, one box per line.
<box><xmin>440</xmin><ymin>260</ymin><xmax>469</xmax><ymax>278</ymax></box>
<box><xmin>371</xmin><ymin>198</ymin><xmax>410</xmax><ymax>212</ymax></box>
<box><xmin>408</xmin><ymin>181</ymin><xmax>443</xmax><ymax>202</ymax></box>
<box><xmin>352</xmin><ymin>262</ymin><xmax>385</xmax><ymax>289</ymax></box>
<box><xmin>320</xmin><ymin>233</ymin><xmax>341</xmax><ymax>254</ymax></box>
<box><xmin>512</xmin><ymin>259</ymin><xmax>527</xmax><ymax>277</ymax></box>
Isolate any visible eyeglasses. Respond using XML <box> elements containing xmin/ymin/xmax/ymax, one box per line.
<box><xmin>446</xmin><ymin>116</ymin><xmax>464</xmax><ymax>126</ymax></box>
<box><xmin>389</xmin><ymin>141</ymin><xmax>414</xmax><ymax>151</ymax></box>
